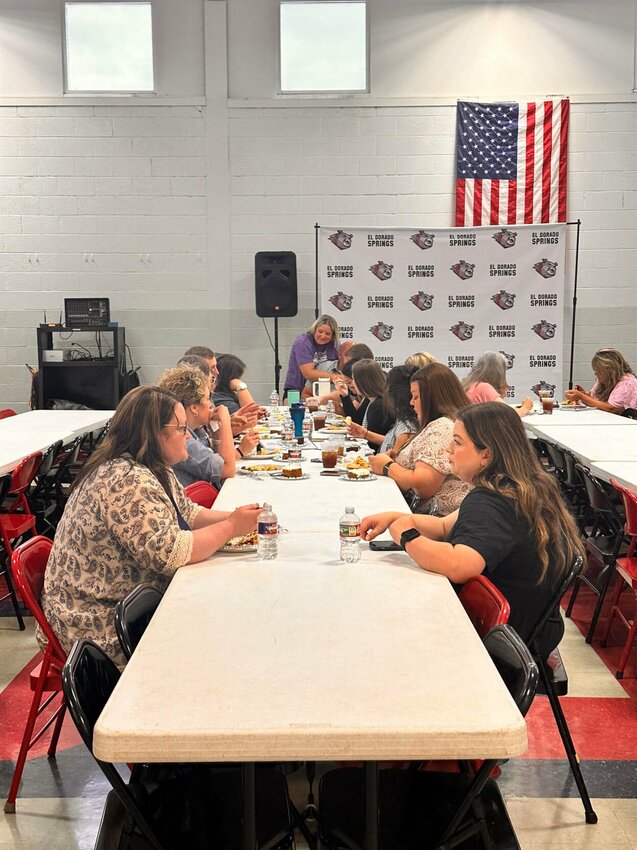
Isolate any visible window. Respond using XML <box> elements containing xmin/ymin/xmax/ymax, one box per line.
<box><xmin>279</xmin><ymin>1</ymin><xmax>367</xmax><ymax>94</ymax></box>
<box><xmin>64</xmin><ymin>2</ymin><xmax>154</xmax><ymax>93</ymax></box>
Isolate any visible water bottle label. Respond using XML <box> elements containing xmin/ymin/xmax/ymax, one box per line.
<box><xmin>258</xmin><ymin>521</ymin><xmax>278</xmax><ymax>536</ymax></box>
<box><xmin>339</xmin><ymin>523</ymin><xmax>360</xmax><ymax>539</ymax></box>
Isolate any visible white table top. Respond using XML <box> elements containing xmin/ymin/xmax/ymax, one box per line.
<box><xmin>93</xmin><ymin>534</ymin><xmax>527</xmax><ymax>764</ymax></box>
<box><xmin>529</xmin><ymin>423</ymin><xmax>637</xmax><ymax>465</ymax></box>
<box><xmin>0</xmin><ymin>410</ymin><xmax>113</xmax><ymax>476</ymax></box>
<box><xmin>522</xmin><ymin>408</ymin><xmax>636</xmax><ymax>431</ymax></box>
<box><xmin>590</xmin><ymin>462</ymin><xmax>637</xmax><ymax>495</ymax></box>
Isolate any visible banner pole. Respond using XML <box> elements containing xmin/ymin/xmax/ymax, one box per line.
<box><xmin>314</xmin><ymin>223</ymin><xmax>320</xmax><ymax>319</ymax></box>
<box><xmin>567</xmin><ymin>219</ymin><xmax>581</xmax><ymax>390</ymax></box>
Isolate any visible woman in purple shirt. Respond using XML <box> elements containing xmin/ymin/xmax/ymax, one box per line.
<box><xmin>284</xmin><ymin>314</ymin><xmax>341</xmax><ymax>394</ymax></box>
<box><xmin>565</xmin><ymin>348</ymin><xmax>637</xmax><ymax>414</ymax></box>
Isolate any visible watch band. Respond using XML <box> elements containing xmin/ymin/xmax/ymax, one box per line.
<box><xmin>400</xmin><ymin>528</ymin><xmax>421</xmax><ymax>550</ymax></box>
<box><xmin>382</xmin><ymin>460</ymin><xmax>394</xmax><ymax>477</ymax></box>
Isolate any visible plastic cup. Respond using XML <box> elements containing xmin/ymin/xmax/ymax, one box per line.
<box><xmin>322</xmin><ymin>442</ymin><xmax>339</xmax><ymax>468</ymax></box>
<box><xmin>314</xmin><ymin>413</ymin><xmax>327</xmax><ymax>430</ymax></box>
<box><xmin>541</xmin><ymin>398</ymin><xmax>555</xmax><ymax>415</ymax></box>
<box><xmin>287</xmin><ymin>390</ymin><xmax>300</xmax><ymax>405</ymax></box>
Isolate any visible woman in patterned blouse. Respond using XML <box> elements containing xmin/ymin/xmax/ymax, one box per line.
<box><xmin>38</xmin><ymin>385</ymin><xmax>261</xmax><ymax>667</ymax></box>
<box><xmin>368</xmin><ymin>363</ymin><xmax>474</xmax><ymax>515</ymax></box>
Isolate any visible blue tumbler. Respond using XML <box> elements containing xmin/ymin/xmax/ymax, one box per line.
<box><xmin>290</xmin><ymin>403</ymin><xmax>305</xmax><ymax>441</ymax></box>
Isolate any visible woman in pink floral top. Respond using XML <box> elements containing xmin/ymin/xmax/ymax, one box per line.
<box><xmin>369</xmin><ymin>363</ymin><xmax>473</xmax><ymax>514</ymax></box>
<box><xmin>565</xmin><ymin>348</ymin><xmax>637</xmax><ymax>415</ymax></box>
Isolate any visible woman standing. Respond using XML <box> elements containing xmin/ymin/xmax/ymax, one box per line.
<box><xmin>368</xmin><ymin>363</ymin><xmax>472</xmax><ymax>515</ymax></box>
<box><xmin>361</xmin><ymin>403</ymin><xmax>585</xmax><ymax>656</ymax></box>
<box><xmin>284</xmin><ymin>314</ymin><xmax>340</xmax><ymax>396</ymax></box>
<box><xmin>463</xmin><ymin>351</ymin><xmax>533</xmax><ymax>416</ymax></box>
<box><xmin>38</xmin><ymin>386</ymin><xmax>261</xmax><ymax>667</ymax></box>
<box><xmin>565</xmin><ymin>348</ymin><xmax>637</xmax><ymax>414</ymax></box>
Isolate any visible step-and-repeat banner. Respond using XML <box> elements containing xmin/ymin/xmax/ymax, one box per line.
<box><xmin>319</xmin><ymin>224</ymin><xmax>566</xmax><ymax>403</ymax></box>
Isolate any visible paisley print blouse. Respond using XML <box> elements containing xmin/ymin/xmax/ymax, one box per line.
<box><xmin>37</xmin><ymin>458</ymin><xmax>202</xmax><ymax>668</ymax></box>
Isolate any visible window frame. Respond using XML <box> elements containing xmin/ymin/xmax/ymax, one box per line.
<box><xmin>278</xmin><ymin>0</ymin><xmax>369</xmax><ymax>96</ymax></box>
<box><xmin>62</xmin><ymin>0</ymin><xmax>156</xmax><ymax>95</ymax></box>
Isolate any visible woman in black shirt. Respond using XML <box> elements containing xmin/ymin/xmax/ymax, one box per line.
<box><xmin>350</xmin><ymin>358</ymin><xmax>394</xmax><ymax>451</ymax></box>
<box><xmin>361</xmin><ymin>402</ymin><xmax>584</xmax><ymax>655</ymax></box>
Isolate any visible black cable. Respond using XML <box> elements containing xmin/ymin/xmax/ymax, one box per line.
<box><xmin>71</xmin><ymin>341</ymin><xmax>93</xmax><ymax>358</ymax></box>
<box><xmin>95</xmin><ymin>331</ymin><xmax>102</xmax><ymax>359</ymax></box>
<box><xmin>262</xmin><ymin>318</ymin><xmax>276</xmax><ymax>354</ymax></box>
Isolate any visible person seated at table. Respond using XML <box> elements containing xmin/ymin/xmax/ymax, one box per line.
<box><xmin>38</xmin><ymin>385</ymin><xmax>261</xmax><ymax>668</ymax></box>
<box><xmin>310</xmin><ymin>357</ymin><xmax>369</xmax><ymax>422</ymax></box>
<box><xmin>361</xmin><ymin>402</ymin><xmax>585</xmax><ymax>656</ymax></box>
<box><xmin>157</xmin><ymin>364</ymin><xmax>258</xmax><ymax>487</ymax></box>
<box><xmin>405</xmin><ymin>351</ymin><xmax>436</xmax><ymax>369</ymax></box>
<box><xmin>565</xmin><ymin>348</ymin><xmax>637</xmax><ymax>414</ymax></box>
<box><xmin>340</xmin><ymin>342</ymin><xmax>374</xmax><ymax>368</ymax></box>
<box><xmin>212</xmin><ymin>354</ymin><xmax>256</xmax><ymax>415</ymax></box>
<box><xmin>183</xmin><ymin>345</ymin><xmax>219</xmax><ymax>388</ymax></box>
<box><xmin>284</xmin><ymin>314</ymin><xmax>341</xmax><ymax>398</ymax></box>
<box><xmin>348</xmin><ymin>364</ymin><xmax>418</xmax><ymax>453</ymax></box>
<box><xmin>367</xmin><ymin>363</ymin><xmax>472</xmax><ymax>515</ymax></box>
<box><xmin>463</xmin><ymin>351</ymin><xmax>534</xmax><ymax>417</ymax></box>
<box><xmin>349</xmin><ymin>359</ymin><xmax>394</xmax><ymax>451</ymax></box>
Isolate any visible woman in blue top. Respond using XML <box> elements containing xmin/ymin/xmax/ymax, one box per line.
<box><xmin>284</xmin><ymin>314</ymin><xmax>341</xmax><ymax>395</ymax></box>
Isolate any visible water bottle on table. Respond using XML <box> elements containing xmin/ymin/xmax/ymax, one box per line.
<box><xmin>339</xmin><ymin>506</ymin><xmax>361</xmax><ymax>563</ymax></box>
<box><xmin>257</xmin><ymin>503</ymin><xmax>278</xmax><ymax>560</ymax></box>
<box><xmin>269</xmin><ymin>390</ymin><xmax>279</xmax><ymax>408</ymax></box>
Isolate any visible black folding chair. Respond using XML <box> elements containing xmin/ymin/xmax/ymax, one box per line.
<box><xmin>115</xmin><ymin>584</ymin><xmax>164</xmax><ymax>661</ymax></box>
<box><xmin>28</xmin><ymin>440</ymin><xmax>64</xmax><ymax>537</ymax></box>
<box><xmin>62</xmin><ymin>639</ymin><xmax>294</xmax><ymax>850</ymax></box>
<box><xmin>527</xmin><ymin>557</ymin><xmax>598</xmax><ymax>825</ymax></box>
<box><xmin>318</xmin><ymin>625</ymin><xmax>538</xmax><ymax>850</ymax></box>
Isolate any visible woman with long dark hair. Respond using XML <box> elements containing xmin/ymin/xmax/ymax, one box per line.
<box><xmin>348</xmin><ymin>364</ymin><xmax>418</xmax><ymax>453</ymax></box>
<box><xmin>212</xmin><ymin>353</ymin><xmax>256</xmax><ymax>414</ymax></box>
<box><xmin>361</xmin><ymin>402</ymin><xmax>585</xmax><ymax>654</ymax></box>
<box><xmin>38</xmin><ymin>385</ymin><xmax>261</xmax><ymax>667</ymax></box>
<box><xmin>565</xmin><ymin>348</ymin><xmax>637</xmax><ymax>414</ymax></box>
<box><xmin>349</xmin><ymin>359</ymin><xmax>394</xmax><ymax>450</ymax></box>
<box><xmin>368</xmin><ymin>363</ymin><xmax>472</xmax><ymax>514</ymax></box>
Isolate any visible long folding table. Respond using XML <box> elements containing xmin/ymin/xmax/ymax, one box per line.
<box><xmin>528</xmin><ymin>423</ymin><xmax>637</xmax><ymax>465</ymax></box>
<box><xmin>94</xmin><ymin>444</ymin><xmax>528</xmax><ymax>849</ymax></box>
<box><xmin>590</xmin><ymin>461</ymin><xmax>637</xmax><ymax>495</ymax></box>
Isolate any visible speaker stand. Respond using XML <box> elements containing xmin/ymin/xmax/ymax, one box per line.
<box><xmin>273</xmin><ymin>315</ymin><xmax>282</xmax><ymax>396</ymax></box>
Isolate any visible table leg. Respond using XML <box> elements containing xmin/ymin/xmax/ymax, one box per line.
<box><xmin>242</xmin><ymin>761</ymin><xmax>256</xmax><ymax>850</ymax></box>
<box><xmin>364</xmin><ymin>760</ymin><xmax>378</xmax><ymax>850</ymax></box>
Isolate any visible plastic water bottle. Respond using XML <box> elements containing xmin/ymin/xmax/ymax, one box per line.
<box><xmin>339</xmin><ymin>506</ymin><xmax>361</xmax><ymax>563</ymax></box>
<box><xmin>269</xmin><ymin>390</ymin><xmax>279</xmax><ymax>408</ymax></box>
<box><xmin>257</xmin><ymin>503</ymin><xmax>278</xmax><ymax>560</ymax></box>
<box><xmin>326</xmin><ymin>399</ymin><xmax>336</xmax><ymax>415</ymax></box>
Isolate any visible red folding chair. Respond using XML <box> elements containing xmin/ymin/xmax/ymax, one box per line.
<box><xmin>459</xmin><ymin>574</ymin><xmax>511</xmax><ymax>638</ymax></box>
<box><xmin>184</xmin><ymin>480</ymin><xmax>219</xmax><ymax>508</ymax></box>
<box><xmin>602</xmin><ymin>479</ymin><xmax>637</xmax><ymax>679</ymax></box>
<box><xmin>0</xmin><ymin>408</ymin><xmax>16</xmax><ymax>419</ymax></box>
<box><xmin>5</xmin><ymin>536</ymin><xmax>67</xmax><ymax>813</ymax></box>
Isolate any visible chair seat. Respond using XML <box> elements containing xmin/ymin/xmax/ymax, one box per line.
<box><xmin>29</xmin><ymin>660</ymin><xmax>63</xmax><ymax>692</ymax></box>
<box><xmin>585</xmin><ymin>535</ymin><xmax>627</xmax><ymax>563</ymax></box>
<box><xmin>615</xmin><ymin>557</ymin><xmax>637</xmax><ymax>587</ymax></box>
<box><xmin>0</xmin><ymin>513</ymin><xmax>36</xmax><ymax>538</ymax></box>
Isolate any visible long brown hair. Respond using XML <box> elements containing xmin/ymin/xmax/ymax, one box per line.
<box><xmin>412</xmin><ymin>363</ymin><xmax>470</xmax><ymax>429</ymax></box>
<box><xmin>72</xmin><ymin>385</ymin><xmax>181</xmax><ymax>496</ymax></box>
<box><xmin>456</xmin><ymin>402</ymin><xmax>584</xmax><ymax>581</ymax></box>
<box><xmin>591</xmin><ymin>348</ymin><xmax>634</xmax><ymax>402</ymax></box>
<box><xmin>352</xmin><ymin>358</ymin><xmax>387</xmax><ymax>399</ymax></box>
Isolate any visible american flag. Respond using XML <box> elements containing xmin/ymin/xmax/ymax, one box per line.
<box><xmin>455</xmin><ymin>100</ymin><xmax>569</xmax><ymax>227</ymax></box>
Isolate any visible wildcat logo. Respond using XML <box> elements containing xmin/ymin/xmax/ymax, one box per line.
<box><xmin>492</xmin><ymin>228</ymin><xmax>518</xmax><ymax>249</ymax></box>
<box><xmin>531</xmin><ymin>380</ymin><xmax>556</xmax><ymax>397</ymax></box>
<box><xmin>451</xmin><ymin>260</ymin><xmax>475</xmax><ymax>280</ymax></box>
<box><xmin>450</xmin><ymin>321</ymin><xmax>474</xmax><ymax>341</ymax></box>
<box><xmin>410</xmin><ymin>231</ymin><xmax>435</xmax><ymax>250</ymax></box>
<box><xmin>409</xmin><ymin>291</ymin><xmax>434</xmax><ymax>311</ymax></box>
<box><xmin>491</xmin><ymin>290</ymin><xmax>516</xmax><ymax>310</ymax></box>
<box><xmin>532</xmin><ymin>320</ymin><xmax>557</xmax><ymax>340</ymax></box>
<box><xmin>328</xmin><ymin>291</ymin><xmax>353</xmax><ymax>312</ymax></box>
<box><xmin>369</xmin><ymin>322</ymin><xmax>393</xmax><ymax>342</ymax></box>
<box><xmin>328</xmin><ymin>230</ymin><xmax>353</xmax><ymax>250</ymax></box>
<box><xmin>533</xmin><ymin>258</ymin><xmax>558</xmax><ymax>279</ymax></box>
<box><xmin>499</xmin><ymin>351</ymin><xmax>515</xmax><ymax>370</ymax></box>
<box><xmin>369</xmin><ymin>261</ymin><xmax>393</xmax><ymax>281</ymax></box>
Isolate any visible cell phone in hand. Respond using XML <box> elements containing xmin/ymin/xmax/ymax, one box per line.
<box><xmin>369</xmin><ymin>540</ymin><xmax>402</xmax><ymax>552</ymax></box>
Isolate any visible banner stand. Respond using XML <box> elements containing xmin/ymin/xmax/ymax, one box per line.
<box><xmin>566</xmin><ymin>219</ymin><xmax>581</xmax><ymax>391</ymax></box>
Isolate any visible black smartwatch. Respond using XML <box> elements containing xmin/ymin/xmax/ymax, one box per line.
<box><xmin>400</xmin><ymin>528</ymin><xmax>421</xmax><ymax>550</ymax></box>
<box><xmin>382</xmin><ymin>460</ymin><xmax>394</xmax><ymax>477</ymax></box>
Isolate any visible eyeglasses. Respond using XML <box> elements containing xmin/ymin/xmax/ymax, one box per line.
<box><xmin>164</xmin><ymin>423</ymin><xmax>188</xmax><ymax>435</ymax></box>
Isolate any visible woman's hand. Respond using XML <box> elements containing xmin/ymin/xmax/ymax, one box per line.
<box><xmin>369</xmin><ymin>452</ymin><xmax>392</xmax><ymax>475</ymax></box>
<box><xmin>360</xmin><ymin>512</ymin><xmax>404</xmax><ymax>541</ymax></box>
<box><xmin>334</xmin><ymin>378</ymin><xmax>349</xmax><ymax>397</ymax></box>
<box><xmin>238</xmin><ymin>431</ymin><xmax>260</xmax><ymax>457</ymax></box>
<box><xmin>228</xmin><ymin>504</ymin><xmax>262</xmax><ymax>537</ymax></box>
<box><xmin>348</xmin><ymin>421</ymin><xmax>367</xmax><ymax>439</ymax></box>
<box><xmin>388</xmin><ymin>515</ymin><xmax>419</xmax><ymax>543</ymax></box>
<box><xmin>565</xmin><ymin>389</ymin><xmax>582</xmax><ymax>402</ymax></box>
<box><xmin>518</xmin><ymin>396</ymin><xmax>534</xmax><ymax>415</ymax></box>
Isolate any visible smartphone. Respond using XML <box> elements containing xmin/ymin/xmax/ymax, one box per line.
<box><xmin>369</xmin><ymin>540</ymin><xmax>402</xmax><ymax>552</ymax></box>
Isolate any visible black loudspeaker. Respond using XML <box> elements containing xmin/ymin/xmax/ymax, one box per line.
<box><xmin>255</xmin><ymin>251</ymin><xmax>298</xmax><ymax>318</ymax></box>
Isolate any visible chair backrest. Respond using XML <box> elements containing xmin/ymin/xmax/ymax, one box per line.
<box><xmin>11</xmin><ymin>536</ymin><xmax>66</xmax><ymax>665</ymax></box>
<box><xmin>35</xmin><ymin>440</ymin><xmax>65</xmax><ymax>479</ymax></box>
<box><xmin>544</xmin><ymin>442</ymin><xmax>566</xmax><ymax>476</ymax></box>
<box><xmin>459</xmin><ymin>575</ymin><xmax>510</xmax><ymax>638</ymax></box>
<box><xmin>115</xmin><ymin>584</ymin><xmax>164</xmax><ymax>661</ymax></box>
<box><xmin>483</xmin><ymin>625</ymin><xmax>539</xmax><ymax>718</ymax></box>
<box><xmin>55</xmin><ymin>435</ymin><xmax>84</xmax><ymax>473</ymax></box>
<box><xmin>61</xmin><ymin>640</ymin><xmax>163</xmax><ymax>850</ymax></box>
<box><xmin>563</xmin><ymin>451</ymin><xmax>583</xmax><ymax>489</ymax></box>
<box><xmin>0</xmin><ymin>408</ymin><xmax>16</xmax><ymax>419</ymax></box>
<box><xmin>9</xmin><ymin>451</ymin><xmax>43</xmax><ymax>496</ymax></box>
<box><xmin>526</xmin><ymin>556</ymin><xmax>582</xmax><ymax>653</ymax></box>
<box><xmin>0</xmin><ymin>475</ymin><xmax>11</xmax><ymax>505</ymax></box>
<box><xmin>576</xmin><ymin>463</ymin><xmax>624</xmax><ymax>529</ymax></box>
<box><xmin>621</xmin><ymin>408</ymin><xmax>637</xmax><ymax>420</ymax></box>
<box><xmin>610</xmin><ymin>477</ymin><xmax>637</xmax><ymax>538</ymax></box>
<box><xmin>184</xmin><ymin>480</ymin><xmax>219</xmax><ymax>508</ymax></box>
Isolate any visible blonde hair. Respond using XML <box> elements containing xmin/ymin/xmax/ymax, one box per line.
<box><xmin>308</xmin><ymin>314</ymin><xmax>340</xmax><ymax>348</ymax></box>
<box><xmin>591</xmin><ymin>349</ymin><xmax>634</xmax><ymax>402</ymax></box>
<box><xmin>405</xmin><ymin>351</ymin><xmax>436</xmax><ymax>369</ymax></box>
<box><xmin>156</xmin><ymin>364</ymin><xmax>209</xmax><ymax>408</ymax></box>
